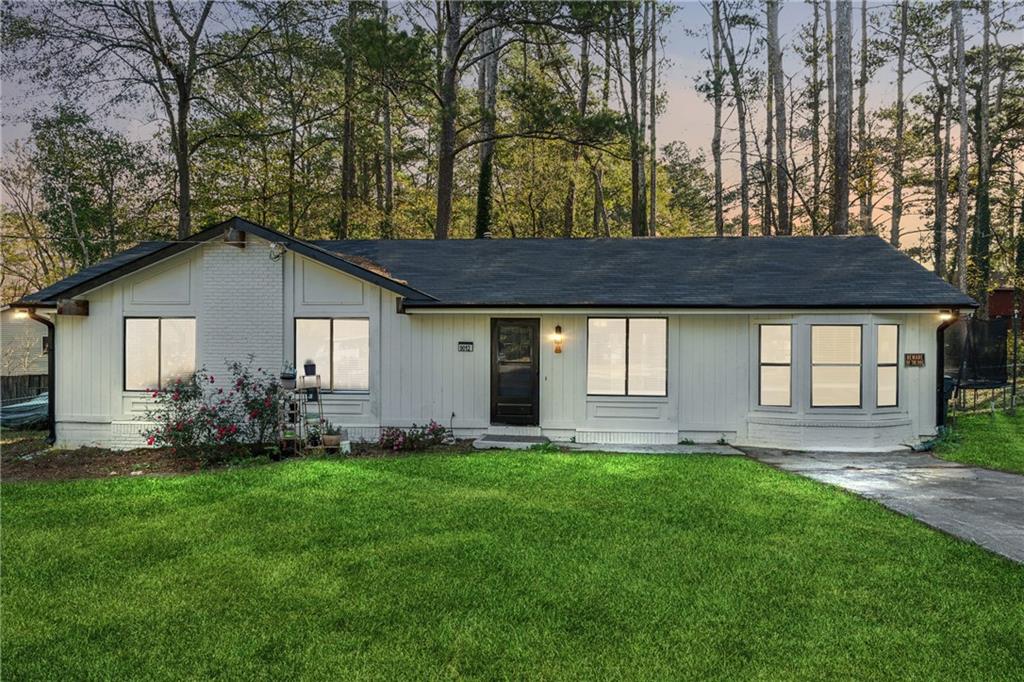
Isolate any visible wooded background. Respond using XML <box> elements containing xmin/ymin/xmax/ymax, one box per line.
<box><xmin>2</xmin><ymin>1</ymin><xmax>1022</xmax><ymax>311</ymax></box>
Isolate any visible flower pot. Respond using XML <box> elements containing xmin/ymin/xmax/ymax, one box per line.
<box><xmin>303</xmin><ymin>361</ymin><xmax>316</xmax><ymax>376</ymax></box>
<box><xmin>322</xmin><ymin>435</ymin><xmax>342</xmax><ymax>449</ymax></box>
<box><xmin>280</xmin><ymin>371</ymin><xmax>296</xmax><ymax>390</ymax></box>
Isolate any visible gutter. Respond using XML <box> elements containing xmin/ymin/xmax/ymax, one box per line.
<box><xmin>26</xmin><ymin>308</ymin><xmax>56</xmax><ymax>445</ymax></box>
<box><xmin>935</xmin><ymin>309</ymin><xmax>963</xmax><ymax>429</ymax></box>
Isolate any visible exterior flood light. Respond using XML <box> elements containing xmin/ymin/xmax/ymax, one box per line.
<box><xmin>938</xmin><ymin>310</ymin><xmax>955</xmax><ymax>322</ymax></box>
<box><xmin>553</xmin><ymin>325</ymin><xmax>564</xmax><ymax>354</ymax></box>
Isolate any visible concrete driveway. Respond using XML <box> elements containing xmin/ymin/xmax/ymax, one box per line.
<box><xmin>744</xmin><ymin>449</ymin><xmax>1024</xmax><ymax>564</ymax></box>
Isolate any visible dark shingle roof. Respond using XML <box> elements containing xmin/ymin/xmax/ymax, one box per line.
<box><xmin>18</xmin><ymin>241</ymin><xmax>169</xmax><ymax>305</ymax></box>
<box><xmin>14</xmin><ymin>221</ymin><xmax>976</xmax><ymax>310</ymax></box>
<box><xmin>315</xmin><ymin>236</ymin><xmax>976</xmax><ymax>309</ymax></box>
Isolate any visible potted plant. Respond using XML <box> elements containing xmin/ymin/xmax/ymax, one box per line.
<box><xmin>322</xmin><ymin>422</ymin><xmax>344</xmax><ymax>450</ymax></box>
<box><xmin>303</xmin><ymin>358</ymin><xmax>317</xmax><ymax>376</ymax></box>
<box><xmin>280</xmin><ymin>361</ymin><xmax>296</xmax><ymax>390</ymax></box>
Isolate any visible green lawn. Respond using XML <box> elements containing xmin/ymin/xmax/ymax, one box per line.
<box><xmin>3</xmin><ymin>453</ymin><xmax>1022</xmax><ymax>680</ymax></box>
<box><xmin>937</xmin><ymin>411</ymin><xmax>1024</xmax><ymax>474</ymax></box>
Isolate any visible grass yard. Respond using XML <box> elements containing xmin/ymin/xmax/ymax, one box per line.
<box><xmin>937</xmin><ymin>411</ymin><xmax>1024</xmax><ymax>474</ymax></box>
<box><xmin>3</xmin><ymin>452</ymin><xmax>1023</xmax><ymax>680</ymax></box>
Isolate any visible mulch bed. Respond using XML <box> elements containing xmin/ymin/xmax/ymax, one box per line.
<box><xmin>1</xmin><ymin>431</ymin><xmax>477</xmax><ymax>483</ymax></box>
<box><xmin>2</xmin><ymin>431</ymin><xmax>201</xmax><ymax>482</ymax></box>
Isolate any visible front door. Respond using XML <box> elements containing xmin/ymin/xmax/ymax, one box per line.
<box><xmin>491</xmin><ymin>318</ymin><xmax>540</xmax><ymax>426</ymax></box>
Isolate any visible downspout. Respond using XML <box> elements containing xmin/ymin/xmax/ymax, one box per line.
<box><xmin>936</xmin><ymin>310</ymin><xmax>960</xmax><ymax>429</ymax></box>
<box><xmin>27</xmin><ymin>309</ymin><xmax>56</xmax><ymax>445</ymax></box>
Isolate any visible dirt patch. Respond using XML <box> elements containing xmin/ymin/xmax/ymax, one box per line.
<box><xmin>1</xmin><ymin>431</ymin><xmax>477</xmax><ymax>483</ymax></box>
<box><xmin>2</xmin><ymin>431</ymin><xmax>202</xmax><ymax>482</ymax></box>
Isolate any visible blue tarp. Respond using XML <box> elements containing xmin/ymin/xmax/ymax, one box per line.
<box><xmin>1</xmin><ymin>393</ymin><xmax>49</xmax><ymax>428</ymax></box>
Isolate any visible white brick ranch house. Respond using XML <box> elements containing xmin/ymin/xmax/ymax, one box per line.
<box><xmin>14</xmin><ymin>217</ymin><xmax>975</xmax><ymax>451</ymax></box>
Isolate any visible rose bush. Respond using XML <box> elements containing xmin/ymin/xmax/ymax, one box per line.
<box><xmin>378</xmin><ymin>420</ymin><xmax>449</xmax><ymax>452</ymax></box>
<box><xmin>142</xmin><ymin>357</ymin><xmax>282</xmax><ymax>462</ymax></box>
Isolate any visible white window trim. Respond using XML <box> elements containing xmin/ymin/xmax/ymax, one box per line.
<box><xmin>294</xmin><ymin>317</ymin><xmax>371</xmax><ymax>393</ymax></box>
<box><xmin>586</xmin><ymin>317</ymin><xmax>668</xmax><ymax>398</ymax></box>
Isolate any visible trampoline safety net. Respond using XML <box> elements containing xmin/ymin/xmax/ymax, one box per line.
<box><xmin>944</xmin><ymin>317</ymin><xmax>1008</xmax><ymax>388</ymax></box>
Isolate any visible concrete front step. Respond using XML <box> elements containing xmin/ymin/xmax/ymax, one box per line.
<box><xmin>472</xmin><ymin>434</ymin><xmax>551</xmax><ymax>450</ymax></box>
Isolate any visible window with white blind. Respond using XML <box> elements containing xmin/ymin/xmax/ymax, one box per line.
<box><xmin>759</xmin><ymin>324</ymin><xmax>791</xmax><ymax>406</ymax></box>
<box><xmin>295</xmin><ymin>318</ymin><xmax>369</xmax><ymax>391</ymax></box>
<box><xmin>124</xmin><ymin>317</ymin><xmax>196</xmax><ymax>391</ymax></box>
<box><xmin>811</xmin><ymin>325</ymin><xmax>862</xmax><ymax>407</ymax></box>
<box><xmin>876</xmin><ymin>324</ymin><xmax>899</xmax><ymax>407</ymax></box>
<box><xmin>587</xmin><ymin>318</ymin><xmax>667</xmax><ymax>396</ymax></box>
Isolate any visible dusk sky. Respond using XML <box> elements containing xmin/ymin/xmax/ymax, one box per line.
<box><xmin>2</xmin><ymin>1</ymin><xmax>1021</xmax><ymax>229</ymax></box>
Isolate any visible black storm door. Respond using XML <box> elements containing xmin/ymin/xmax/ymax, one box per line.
<box><xmin>490</xmin><ymin>319</ymin><xmax>540</xmax><ymax>426</ymax></box>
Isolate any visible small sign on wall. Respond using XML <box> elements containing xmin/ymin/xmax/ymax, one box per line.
<box><xmin>458</xmin><ymin>341</ymin><xmax>474</xmax><ymax>352</ymax></box>
<box><xmin>904</xmin><ymin>352</ymin><xmax>925</xmax><ymax>367</ymax></box>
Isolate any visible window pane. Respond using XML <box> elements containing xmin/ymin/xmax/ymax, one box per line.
<box><xmin>760</xmin><ymin>365</ymin><xmax>791</xmax><ymax>406</ymax></box>
<box><xmin>877</xmin><ymin>325</ymin><xmax>898</xmax><ymax>365</ymax></box>
<box><xmin>812</xmin><ymin>366</ymin><xmax>861</xmax><ymax>406</ymax></box>
<box><xmin>760</xmin><ymin>325</ymin><xmax>791</xmax><ymax>364</ymax></box>
<box><xmin>332</xmin><ymin>319</ymin><xmax>369</xmax><ymax>391</ymax></box>
<box><xmin>125</xmin><ymin>318</ymin><xmax>159</xmax><ymax>391</ymax></box>
<box><xmin>812</xmin><ymin>326</ymin><xmax>861</xmax><ymax>364</ymax></box>
<box><xmin>587</xmin><ymin>318</ymin><xmax>626</xmax><ymax>395</ymax></box>
<box><xmin>296</xmin><ymin>319</ymin><xmax>331</xmax><ymax>386</ymax></box>
<box><xmin>160</xmin><ymin>319</ymin><xmax>196</xmax><ymax>388</ymax></box>
<box><xmin>877</xmin><ymin>366</ymin><xmax>898</xmax><ymax>407</ymax></box>
<box><xmin>628</xmin><ymin>319</ymin><xmax>667</xmax><ymax>396</ymax></box>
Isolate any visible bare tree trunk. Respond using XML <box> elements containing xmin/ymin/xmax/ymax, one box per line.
<box><xmin>626</xmin><ymin>4</ymin><xmax>647</xmax><ymax>237</ymax></box>
<box><xmin>592</xmin><ymin>29</ymin><xmax>611</xmax><ymax>237</ymax></box>
<box><xmin>648</xmin><ymin>0</ymin><xmax>657</xmax><ymax>237</ymax></box>
<box><xmin>711</xmin><ymin>0</ymin><xmax>724</xmax><ymax>236</ymax></box>
<box><xmin>833</xmin><ymin>0</ymin><xmax>852</xmax><ymax>235</ymax></box>
<box><xmin>338</xmin><ymin>2</ymin><xmax>357</xmax><ymax>239</ymax></box>
<box><xmin>954</xmin><ymin>0</ymin><xmax>969</xmax><ymax>291</ymax></box>
<box><xmin>380</xmin><ymin>0</ymin><xmax>394</xmax><ymax>239</ymax></box>
<box><xmin>809</xmin><ymin>0</ymin><xmax>822</xmax><ymax>235</ymax></box>
<box><xmin>932</xmin><ymin>95</ymin><xmax>948</xmax><ymax>278</ymax></box>
<box><xmin>563</xmin><ymin>31</ymin><xmax>590</xmax><ymax>238</ymax></box>
<box><xmin>763</xmin><ymin>34</ymin><xmax>774</xmax><ymax>238</ymax></box>
<box><xmin>435</xmin><ymin>0</ymin><xmax>462</xmax><ymax>240</ymax></box>
<box><xmin>719</xmin><ymin>12</ymin><xmax>751</xmax><ymax>236</ymax></box>
<box><xmin>857</xmin><ymin>0</ymin><xmax>871</xmax><ymax>233</ymax></box>
<box><xmin>825</xmin><ymin>0</ymin><xmax>836</xmax><ymax>228</ymax></box>
<box><xmin>890</xmin><ymin>0</ymin><xmax>908</xmax><ymax>247</ymax></box>
<box><xmin>768</xmin><ymin>0</ymin><xmax>789</xmax><ymax>235</ymax></box>
<box><xmin>474</xmin><ymin>25</ymin><xmax>502</xmax><ymax>238</ymax></box>
<box><xmin>972</xmin><ymin>0</ymin><xmax>993</xmax><ymax>305</ymax></box>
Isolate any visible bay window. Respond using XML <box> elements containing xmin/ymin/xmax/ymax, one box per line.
<box><xmin>124</xmin><ymin>317</ymin><xmax>196</xmax><ymax>391</ymax></box>
<box><xmin>295</xmin><ymin>318</ymin><xmax>369</xmax><ymax>391</ymax></box>
<box><xmin>876</xmin><ymin>324</ymin><xmax>899</xmax><ymax>407</ymax></box>
<box><xmin>759</xmin><ymin>324</ymin><xmax>791</xmax><ymax>406</ymax></box>
<box><xmin>587</xmin><ymin>318</ymin><xmax>666</xmax><ymax>396</ymax></box>
<box><xmin>811</xmin><ymin>325</ymin><xmax>862</xmax><ymax>407</ymax></box>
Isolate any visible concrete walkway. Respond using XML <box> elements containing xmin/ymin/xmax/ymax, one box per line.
<box><xmin>744</xmin><ymin>449</ymin><xmax>1024</xmax><ymax>564</ymax></box>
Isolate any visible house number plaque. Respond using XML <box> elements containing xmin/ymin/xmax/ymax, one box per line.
<box><xmin>458</xmin><ymin>341</ymin><xmax>474</xmax><ymax>352</ymax></box>
<box><xmin>904</xmin><ymin>353</ymin><xmax>925</xmax><ymax>367</ymax></box>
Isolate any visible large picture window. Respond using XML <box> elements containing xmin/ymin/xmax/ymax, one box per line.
<box><xmin>295</xmin><ymin>318</ymin><xmax>369</xmax><ymax>391</ymax></box>
<box><xmin>587</xmin><ymin>318</ymin><xmax>666</xmax><ymax>396</ymax></box>
<box><xmin>811</xmin><ymin>325</ymin><xmax>862</xmax><ymax>407</ymax></box>
<box><xmin>124</xmin><ymin>317</ymin><xmax>196</xmax><ymax>391</ymax></box>
<box><xmin>759</xmin><ymin>324</ymin><xmax>791</xmax><ymax>407</ymax></box>
<box><xmin>877</xmin><ymin>324</ymin><xmax>899</xmax><ymax>407</ymax></box>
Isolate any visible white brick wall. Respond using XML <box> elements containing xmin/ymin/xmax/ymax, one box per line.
<box><xmin>198</xmin><ymin>239</ymin><xmax>284</xmax><ymax>379</ymax></box>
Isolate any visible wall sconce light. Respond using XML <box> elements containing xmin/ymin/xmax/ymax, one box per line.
<box><xmin>13</xmin><ymin>308</ymin><xmax>29</xmax><ymax>319</ymax></box>
<box><xmin>553</xmin><ymin>325</ymin><xmax>564</xmax><ymax>354</ymax></box>
<box><xmin>938</xmin><ymin>310</ymin><xmax>955</xmax><ymax>322</ymax></box>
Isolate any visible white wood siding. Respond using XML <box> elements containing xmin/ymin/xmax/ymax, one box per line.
<box><xmin>50</xmin><ymin>235</ymin><xmax>946</xmax><ymax>451</ymax></box>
